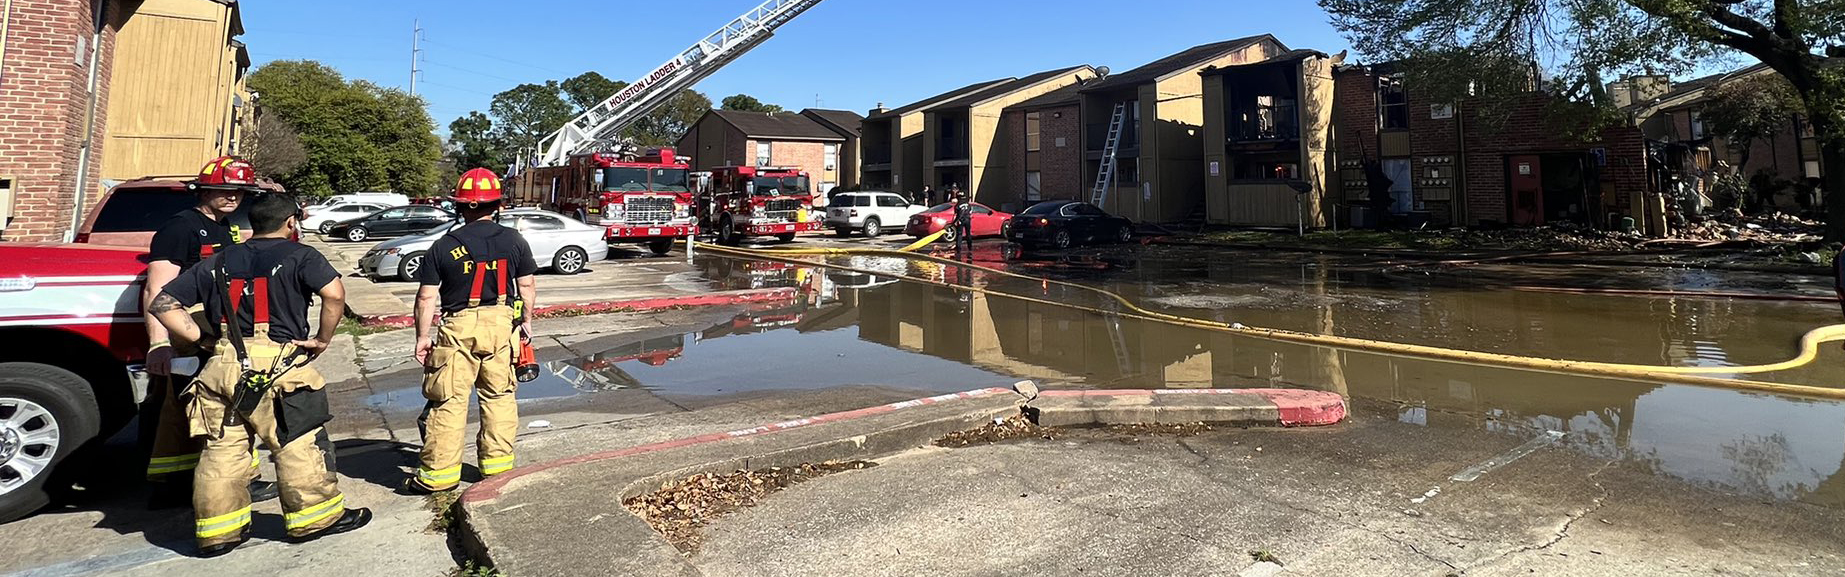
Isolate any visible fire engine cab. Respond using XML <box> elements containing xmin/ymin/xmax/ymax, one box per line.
<box><xmin>698</xmin><ymin>165</ymin><xmax>823</xmax><ymax>245</ymax></box>
<box><xmin>512</xmin><ymin>148</ymin><xmax>697</xmax><ymax>256</ymax></box>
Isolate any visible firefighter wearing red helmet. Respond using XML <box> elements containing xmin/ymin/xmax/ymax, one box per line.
<box><xmin>404</xmin><ymin>168</ymin><xmax>539</xmax><ymax>494</ymax></box>
<box><xmin>142</xmin><ymin>155</ymin><xmax>278</xmax><ymax>508</ymax></box>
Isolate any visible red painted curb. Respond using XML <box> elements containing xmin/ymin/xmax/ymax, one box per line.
<box><xmin>357</xmin><ymin>287</ymin><xmax>799</xmax><ymax>327</ymax></box>
<box><xmin>461</xmin><ymin>387</ymin><xmax>1016</xmax><ymax>503</ymax></box>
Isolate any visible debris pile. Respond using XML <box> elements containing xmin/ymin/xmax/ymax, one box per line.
<box><xmin>934</xmin><ymin>413</ymin><xmax>1057</xmax><ymax>447</ymax></box>
<box><xmin>623</xmin><ymin>460</ymin><xmax>876</xmax><ymax>551</ymax></box>
<box><xmin>1676</xmin><ymin>210</ymin><xmax>1825</xmax><ymax>244</ymax></box>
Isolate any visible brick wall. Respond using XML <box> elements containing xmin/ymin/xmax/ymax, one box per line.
<box><xmin>1002</xmin><ymin>103</ymin><xmax>1083</xmax><ymax>208</ymax></box>
<box><xmin>756</xmin><ymin>139</ymin><xmax>833</xmax><ymax>187</ymax></box>
<box><xmin>0</xmin><ymin>0</ymin><xmax>119</xmax><ymax>242</ymax></box>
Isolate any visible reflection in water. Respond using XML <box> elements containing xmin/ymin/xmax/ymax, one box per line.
<box><xmin>398</xmin><ymin>247</ymin><xmax>1845</xmax><ymax>507</ymax></box>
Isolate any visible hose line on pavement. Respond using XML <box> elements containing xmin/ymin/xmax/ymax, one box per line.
<box><xmin>690</xmin><ymin>236</ymin><xmax>1845</xmax><ymax>401</ymax></box>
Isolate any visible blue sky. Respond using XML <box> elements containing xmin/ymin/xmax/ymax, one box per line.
<box><xmin>242</xmin><ymin>0</ymin><xmax>1353</xmax><ymax>134</ymax></box>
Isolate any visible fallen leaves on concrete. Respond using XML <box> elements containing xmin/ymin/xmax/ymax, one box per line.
<box><xmin>1098</xmin><ymin>422</ymin><xmax>1216</xmax><ymax>437</ymax></box>
<box><xmin>624</xmin><ymin>460</ymin><xmax>876</xmax><ymax>552</ymax></box>
<box><xmin>934</xmin><ymin>413</ymin><xmax>1058</xmax><ymax>447</ymax></box>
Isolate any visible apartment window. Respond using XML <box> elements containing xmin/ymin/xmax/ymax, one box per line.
<box><xmin>756</xmin><ymin>141</ymin><xmax>772</xmax><ymax>166</ymax></box>
<box><xmin>1026</xmin><ymin>171</ymin><xmax>1042</xmax><ymax>201</ymax></box>
<box><xmin>1379</xmin><ymin>76</ymin><xmax>1408</xmax><ymax>130</ymax></box>
<box><xmin>824</xmin><ymin>143</ymin><xmax>838</xmax><ymax>171</ymax></box>
<box><xmin>1116</xmin><ymin>157</ymin><xmax>1140</xmax><ymax>185</ymax></box>
<box><xmin>1690</xmin><ymin>112</ymin><xmax>1706</xmax><ymax>140</ymax></box>
<box><xmin>1026</xmin><ymin>111</ymin><xmax>1042</xmax><ymax>152</ymax></box>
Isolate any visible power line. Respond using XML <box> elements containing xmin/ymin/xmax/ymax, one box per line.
<box><xmin>424</xmin><ymin>61</ymin><xmax>531</xmax><ymax>85</ymax></box>
<box><xmin>420</xmin><ymin>38</ymin><xmax>580</xmax><ymax>77</ymax></box>
<box><xmin>418</xmin><ymin>80</ymin><xmax>497</xmax><ymax>97</ymax></box>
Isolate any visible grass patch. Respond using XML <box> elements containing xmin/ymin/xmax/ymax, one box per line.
<box><xmin>1249</xmin><ymin>549</ymin><xmax>1282</xmax><ymax>565</ymax></box>
<box><xmin>425</xmin><ymin>489</ymin><xmax>463</xmax><ymax>533</ymax></box>
<box><xmin>335</xmin><ymin>317</ymin><xmax>400</xmax><ymax>337</ymax></box>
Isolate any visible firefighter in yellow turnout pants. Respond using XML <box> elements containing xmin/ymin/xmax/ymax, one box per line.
<box><xmin>404</xmin><ymin>168</ymin><xmax>538</xmax><ymax>494</ymax></box>
<box><xmin>142</xmin><ymin>156</ymin><xmax>276</xmax><ymax>507</ymax></box>
<box><xmin>149</xmin><ymin>193</ymin><xmax>371</xmax><ymax>557</ymax></box>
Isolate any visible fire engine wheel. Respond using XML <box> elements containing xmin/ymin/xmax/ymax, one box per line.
<box><xmin>397</xmin><ymin>251</ymin><xmax>425</xmax><ymax>282</ymax></box>
<box><xmin>718</xmin><ymin>218</ymin><xmax>740</xmax><ymax>246</ymax></box>
<box><xmin>345</xmin><ymin>227</ymin><xmax>369</xmax><ymax>242</ymax></box>
<box><xmin>553</xmin><ymin>246</ymin><xmax>589</xmax><ymax>275</ymax></box>
<box><xmin>0</xmin><ymin>362</ymin><xmax>100</xmax><ymax>524</ymax></box>
<box><xmin>861</xmin><ymin>218</ymin><xmax>882</xmax><ymax>237</ymax></box>
<box><xmin>775</xmin><ymin>234</ymin><xmax>796</xmax><ymax>243</ymax></box>
<box><xmin>647</xmin><ymin>239</ymin><xmax>674</xmax><ymax>257</ymax></box>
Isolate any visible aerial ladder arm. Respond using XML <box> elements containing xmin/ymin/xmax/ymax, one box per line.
<box><xmin>534</xmin><ymin>0</ymin><xmax>825</xmax><ymax>167</ymax></box>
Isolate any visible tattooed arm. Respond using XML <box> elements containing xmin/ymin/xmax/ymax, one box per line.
<box><xmin>149</xmin><ymin>292</ymin><xmax>203</xmax><ymax>345</ymax></box>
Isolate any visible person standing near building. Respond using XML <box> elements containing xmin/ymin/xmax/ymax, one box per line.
<box><xmin>920</xmin><ymin>185</ymin><xmax>935</xmax><ymax>206</ymax></box>
<box><xmin>404</xmin><ymin>168</ymin><xmax>537</xmax><ymax>494</ymax></box>
<box><xmin>148</xmin><ymin>192</ymin><xmax>371</xmax><ymax>557</ymax></box>
<box><xmin>142</xmin><ymin>156</ymin><xmax>277</xmax><ymax>507</ymax></box>
<box><xmin>951</xmin><ymin>185</ymin><xmax>974</xmax><ymax>248</ymax></box>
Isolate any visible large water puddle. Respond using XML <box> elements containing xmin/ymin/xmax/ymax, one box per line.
<box><xmin>381</xmin><ymin>244</ymin><xmax>1845</xmax><ymax>507</ymax></box>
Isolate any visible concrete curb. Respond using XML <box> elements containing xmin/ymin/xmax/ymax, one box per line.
<box><xmin>457</xmin><ymin>387</ymin><xmax>1346</xmax><ymax>576</ymax></box>
<box><xmin>355</xmin><ymin>287</ymin><xmax>800</xmax><ymax>327</ymax></box>
<box><xmin>1152</xmin><ymin>238</ymin><xmax>1832</xmax><ymax>276</ymax></box>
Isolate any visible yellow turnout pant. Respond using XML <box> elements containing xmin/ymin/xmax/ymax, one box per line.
<box><xmin>414</xmin><ymin>306</ymin><xmax>519</xmax><ymax>491</ymax></box>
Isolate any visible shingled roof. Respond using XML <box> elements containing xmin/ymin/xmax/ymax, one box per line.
<box><xmin>929</xmin><ymin>65</ymin><xmax>1092</xmax><ymax>110</ymax></box>
<box><xmin>800</xmin><ymin>108</ymin><xmax>864</xmax><ymax>139</ymax></box>
<box><xmin>1081</xmin><ymin>35</ymin><xmax>1283</xmax><ymax>93</ymax></box>
<box><xmin>708</xmin><ymin>109</ymin><xmax>845</xmax><ymax>141</ymax></box>
<box><xmin>867</xmin><ymin>78</ymin><xmax>1014</xmax><ymax>120</ymax></box>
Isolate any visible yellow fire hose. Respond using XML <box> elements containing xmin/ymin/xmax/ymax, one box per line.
<box><xmin>691</xmin><ymin>233</ymin><xmax>1845</xmax><ymax>401</ymax></box>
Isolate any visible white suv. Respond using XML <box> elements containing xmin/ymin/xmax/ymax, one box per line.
<box><xmin>825</xmin><ymin>191</ymin><xmax>924</xmax><ymax>237</ymax></box>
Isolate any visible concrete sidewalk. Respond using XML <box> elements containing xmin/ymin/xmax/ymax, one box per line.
<box><xmin>456</xmin><ymin>386</ymin><xmax>1348</xmax><ymax>576</ymax></box>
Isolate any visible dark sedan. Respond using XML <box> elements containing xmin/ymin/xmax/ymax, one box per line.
<box><xmin>1005</xmin><ymin>200</ymin><xmax>1133</xmax><ymax>249</ymax></box>
<box><xmin>324</xmin><ymin>205</ymin><xmax>455</xmax><ymax>242</ymax></box>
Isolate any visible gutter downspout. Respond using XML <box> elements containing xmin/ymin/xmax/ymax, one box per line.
<box><xmin>68</xmin><ymin>0</ymin><xmax>106</xmax><ymax>242</ymax></box>
<box><xmin>1455</xmin><ymin>100</ymin><xmax>1468</xmax><ymax>226</ymax></box>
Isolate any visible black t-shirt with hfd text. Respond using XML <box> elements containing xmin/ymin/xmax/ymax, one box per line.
<box><xmin>418</xmin><ymin>220</ymin><xmax>537</xmax><ymax>314</ymax></box>
<box><xmin>148</xmin><ymin>208</ymin><xmax>239</xmax><ymax>271</ymax></box>
<box><xmin>162</xmin><ymin>239</ymin><xmax>340</xmax><ymax>343</ymax></box>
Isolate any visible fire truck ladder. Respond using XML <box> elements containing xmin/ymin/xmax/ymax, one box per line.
<box><xmin>533</xmin><ymin>0</ymin><xmax>826</xmax><ymax>168</ymax></box>
<box><xmin>1088</xmin><ymin>102</ymin><xmax>1127</xmax><ymax>208</ymax></box>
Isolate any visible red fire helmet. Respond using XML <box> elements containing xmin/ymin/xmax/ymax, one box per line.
<box><xmin>192</xmin><ymin>156</ymin><xmax>257</xmax><ymax>188</ymax></box>
<box><xmin>452</xmin><ymin>168</ymin><xmax>505</xmax><ymax>205</ymax></box>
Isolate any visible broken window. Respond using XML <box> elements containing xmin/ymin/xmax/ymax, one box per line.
<box><xmin>1379</xmin><ymin>76</ymin><xmax>1409</xmax><ymax>130</ymax></box>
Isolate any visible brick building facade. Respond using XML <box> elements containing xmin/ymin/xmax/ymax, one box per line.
<box><xmin>1</xmin><ymin>0</ymin><xmax>125</xmax><ymax>241</ymax></box>
<box><xmin>1002</xmin><ymin>91</ymin><xmax>1083</xmax><ymax>209</ymax></box>
<box><xmin>676</xmin><ymin>109</ymin><xmax>849</xmax><ymax>200</ymax></box>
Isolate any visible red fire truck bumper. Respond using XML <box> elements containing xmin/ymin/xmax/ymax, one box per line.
<box><xmin>745</xmin><ymin>222</ymin><xmax>822</xmax><ymax>235</ymax></box>
<box><xmin>605</xmin><ymin>225</ymin><xmax>698</xmax><ymax>240</ymax></box>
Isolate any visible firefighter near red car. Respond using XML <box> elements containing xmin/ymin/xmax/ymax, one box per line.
<box><xmin>510</xmin><ymin>148</ymin><xmax>697</xmax><ymax>256</ymax></box>
<box><xmin>698</xmin><ymin>165</ymin><xmax>822</xmax><ymax>245</ymax></box>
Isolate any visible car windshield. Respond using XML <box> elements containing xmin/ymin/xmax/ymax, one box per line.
<box><xmin>751</xmin><ymin>176</ymin><xmax>809</xmax><ymax>196</ymax></box>
<box><xmin>603</xmin><ymin>168</ymin><xmax>649</xmax><ymax>191</ymax></box>
<box><xmin>91</xmin><ymin>189</ymin><xmax>198</xmax><ymax>233</ymax></box>
<box><xmin>1021</xmin><ymin>202</ymin><xmax>1068</xmax><ymax>216</ymax></box>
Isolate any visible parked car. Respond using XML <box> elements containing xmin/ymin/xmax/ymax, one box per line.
<box><xmin>313</xmin><ymin>192</ymin><xmax>409</xmax><ymax>209</ymax></box>
<box><xmin>304</xmin><ymin>203</ymin><xmax>390</xmax><ymax>234</ymax></box>
<box><xmin>74</xmin><ymin>179</ymin><xmax>284</xmax><ymax>247</ymax></box>
<box><xmin>357</xmin><ymin>209</ymin><xmax>609</xmax><ymax>280</ymax></box>
<box><xmin>824</xmin><ymin>191</ymin><xmax>926</xmax><ymax>237</ymax></box>
<box><xmin>905</xmin><ymin>202</ymin><xmax>1013</xmax><ymax>242</ymax></box>
<box><xmin>1005</xmin><ymin>200</ymin><xmax>1134</xmax><ymax>249</ymax></box>
<box><xmin>323</xmin><ymin>205</ymin><xmax>455</xmax><ymax>242</ymax></box>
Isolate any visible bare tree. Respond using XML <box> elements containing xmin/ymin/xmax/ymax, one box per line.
<box><xmin>246</xmin><ymin>117</ymin><xmax>308</xmax><ymax>178</ymax></box>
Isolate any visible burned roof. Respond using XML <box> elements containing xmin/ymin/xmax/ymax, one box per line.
<box><xmin>1081</xmin><ymin>34</ymin><xmax>1283</xmax><ymax>93</ymax></box>
<box><xmin>709</xmin><ymin>109</ymin><xmax>845</xmax><ymax>141</ymax></box>
<box><xmin>1623</xmin><ymin>63</ymin><xmax>1773</xmax><ymax>112</ymax></box>
<box><xmin>1199</xmin><ymin>49</ymin><xmax>1330</xmax><ymax>75</ymax></box>
<box><xmin>929</xmin><ymin>65</ymin><xmax>1093</xmax><ymax>111</ymax></box>
<box><xmin>867</xmin><ymin>78</ymin><xmax>1015</xmax><ymax>120</ymax></box>
<box><xmin>800</xmin><ymin>108</ymin><xmax>864</xmax><ymax>138</ymax></box>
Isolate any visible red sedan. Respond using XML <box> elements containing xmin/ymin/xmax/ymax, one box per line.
<box><xmin>905</xmin><ymin>202</ymin><xmax>1013</xmax><ymax>242</ymax></box>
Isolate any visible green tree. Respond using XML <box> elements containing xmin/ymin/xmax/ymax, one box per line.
<box><xmin>1317</xmin><ymin>0</ymin><xmax>1845</xmax><ymax>238</ymax></box>
<box><xmin>721</xmin><ymin>94</ymin><xmax>783</xmax><ymax>113</ymax></box>
<box><xmin>448</xmin><ymin>111</ymin><xmax>504</xmax><ymax>171</ymax></box>
<box><xmin>1702</xmin><ymin>74</ymin><xmax>1804</xmax><ymax>173</ymax></box>
<box><xmin>247</xmin><ymin>60</ymin><xmax>442</xmax><ymax>197</ymax></box>
<box><xmin>560</xmin><ymin>71</ymin><xmax>622</xmax><ymax>113</ymax></box>
<box><xmin>488</xmin><ymin>81</ymin><xmax>575</xmax><ymax>161</ymax></box>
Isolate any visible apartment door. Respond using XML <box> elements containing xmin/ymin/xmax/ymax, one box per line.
<box><xmin>1508</xmin><ymin>155</ymin><xmax>1544</xmax><ymax>226</ymax></box>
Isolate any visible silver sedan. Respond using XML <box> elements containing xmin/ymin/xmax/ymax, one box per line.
<box><xmin>357</xmin><ymin>209</ymin><xmax>611</xmax><ymax>281</ymax></box>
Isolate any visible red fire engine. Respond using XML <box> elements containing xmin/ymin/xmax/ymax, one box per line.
<box><xmin>512</xmin><ymin>148</ymin><xmax>697</xmax><ymax>256</ymax></box>
<box><xmin>698</xmin><ymin>165</ymin><xmax>822</xmax><ymax>245</ymax></box>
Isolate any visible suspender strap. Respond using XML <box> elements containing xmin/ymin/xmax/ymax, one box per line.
<box><xmin>251</xmin><ymin>277</ymin><xmax>270</xmax><ymax>325</ymax></box>
<box><xmin>468</xmin><ymin>262</ymin><xmax>488</xmax><ymax>307</ymax></box>
<box><xmin>226</xmin><ymin>279</ymin><xmax>246</xmax><ymax>323</ymax></box>
<box><xmin>495</xmin><ymin>259</ymin><xmax>509</xmax><ymax>301</ymax></box>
